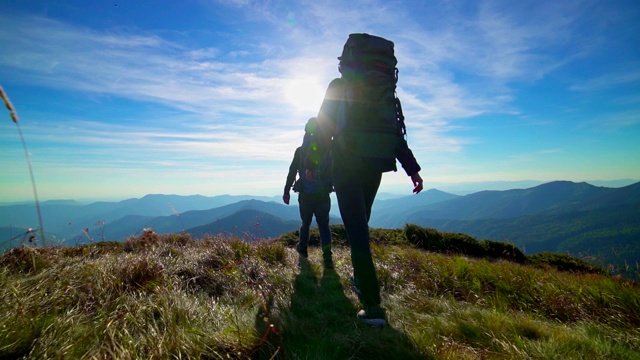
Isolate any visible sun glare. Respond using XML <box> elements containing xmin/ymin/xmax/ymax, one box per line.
<box><xmin>285</xmin><ymin>78</ymin><xmax>324</xmax><ymax>113</ymax></box>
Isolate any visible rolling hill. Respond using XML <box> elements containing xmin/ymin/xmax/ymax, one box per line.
<box><xmin>0</xmin><ymin>194</ymin><xmax>280</xmax><ymax>237</ymax></box>
<box><xmin>82</xmin><ymin>199</ymin><xmax>302</xmax><ymax>242</ymax></box>
<box><xmin>186</xmin><ymin>209</ymin><xmax>301</xmax><ymax>240</ymax></box>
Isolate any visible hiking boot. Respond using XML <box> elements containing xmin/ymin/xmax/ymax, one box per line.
<box><xmin>322</xmin><ymin>249</ymin><xmax>333</xmax><ymax>268</ymax></box>
<box><xmin>350</xmin><ymin>276</ymin><xmax>361</xmax><ymax>295</ymax></box>
<box><xmin>357</xmin><ymin>306</ymin><xmax>386</xmax><ymax>327</ymax></box>
<box><xmin>295</xmin><ymin>244</ymin><xmax>308</xmax><ymax>258</ymax></box>
<box><xmin>323</xmin><ymin>256</ymin><xmax>334</xmax><ymax>269</ymax></box>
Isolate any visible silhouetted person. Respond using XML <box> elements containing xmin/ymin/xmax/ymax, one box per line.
<box><xmin>283</xmin><ymin>117</ymin><xmax>333</xmax><ymax>267</ymax></box>
<box><xmin>305</xmin><ymin>35</ymin><xmax>423</xmax><ymax>326</ymax></box>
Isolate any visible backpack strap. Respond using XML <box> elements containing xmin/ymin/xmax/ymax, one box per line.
<box><xmin>395</xmin><ymin>96</ymin><xmax>407</xmax><ymax>138</ymax></box>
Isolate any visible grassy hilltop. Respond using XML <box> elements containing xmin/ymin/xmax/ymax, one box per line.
<box><xmin>1</xmin><ymin>225</ymin><xmax>639</xmax><ymax>359</ymax></box>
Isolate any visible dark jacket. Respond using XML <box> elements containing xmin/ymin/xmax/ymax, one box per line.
<box><xmin>285</xmin><ymin>145</ymin><xmax>332</xmax><ymax>195</ymax></box>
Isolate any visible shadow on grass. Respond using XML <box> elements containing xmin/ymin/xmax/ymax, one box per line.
<box><xmin>253</xmin><ymin>256</ymin><xmax>429</xmax><ymax>359</ymax></box>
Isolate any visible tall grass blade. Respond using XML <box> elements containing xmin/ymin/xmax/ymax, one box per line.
<box><xmin>0</xmin><ymin>85</ymin><xmax>46</xmax><ymax>246</ymax></box>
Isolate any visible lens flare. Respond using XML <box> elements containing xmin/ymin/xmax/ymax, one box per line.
<box><xmin>285</xmin><ymin>78</ymin><xmax>323</xmax><ymax>113</ymax></box>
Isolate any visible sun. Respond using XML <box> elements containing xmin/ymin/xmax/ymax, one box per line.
<box><xmin>285</xmin><ymin>78</ymin><xmax>324</xmax><ymax>113</ymax></box>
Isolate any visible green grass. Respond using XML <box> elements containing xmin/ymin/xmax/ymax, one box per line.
<box><xmin>1</xmin><ymin>227</ymin><xmax>639</xmax><ymax>359</ymax></box>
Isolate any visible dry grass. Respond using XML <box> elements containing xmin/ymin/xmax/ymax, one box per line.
<box><xmin>1</xmin><ymin>230</ymin><xmax>639</xmax><ymax>359</ymax></box>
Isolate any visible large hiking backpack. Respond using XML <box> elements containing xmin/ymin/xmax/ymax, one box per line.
<box><xmin>336</xmin><ymin>33</ymin><xmax>406</xmax><ymax>169</ymax></box>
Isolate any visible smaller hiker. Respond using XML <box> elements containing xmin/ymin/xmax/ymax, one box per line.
<box><xmin>283</xmin><ymin>117</ymin><xmax>334</xmax><ymax>267</ymax></box>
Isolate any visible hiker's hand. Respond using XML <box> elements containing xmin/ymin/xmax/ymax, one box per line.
<box><xmin>411</xmin><ymin>172</ymin><xmax>423</xmax><ymax>194</ymax></box>
<box><xmin>283</xmin><ymin>193</ymin><xmax>290</xmax><ymax>205</ymax></box>
<box><xmin>305</xmin><ymin>169</ymin><xmax>317</xmax><ymax>182</ymax></box>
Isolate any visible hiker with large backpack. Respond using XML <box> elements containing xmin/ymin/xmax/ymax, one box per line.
<box><xmin>283</xmin><ymin>117</ymin><xmax>334</xmax><ymax>267</ymax></box>
<box><xmin>305</xmin><ymin>34</ymin><xmax>423</xmax><ymax>326</ymax></box>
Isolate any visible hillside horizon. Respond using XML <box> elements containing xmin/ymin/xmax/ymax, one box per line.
<box><xmin>1</xmin><ymin>178</ymin><xmax>638</xmax><ymax>205</ymax></box>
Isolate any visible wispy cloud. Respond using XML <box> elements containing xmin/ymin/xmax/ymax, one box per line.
<box><xmin>1</xmin><ymin>15</ymin><xmax>298</xmax><ymax>117</ymax></box>
<box><xmin>586</xmin><ymin>109</ymin><xmax>640</xmax><ymax>131</ymax></box>
<box><xmin>570</xmin><ymin>69</ymin><xmax>640</xmax><ymax>92</ymax></box>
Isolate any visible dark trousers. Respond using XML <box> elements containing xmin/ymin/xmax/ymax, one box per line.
<box><xmin>334</xmin><ymin>172</ymin><xmax>383</xmax><ymax>307</ymax></box>
<box><xmin>298</xmin><ymin>192</ymin><xmax>332</xmax><ymax>251</ymax></box>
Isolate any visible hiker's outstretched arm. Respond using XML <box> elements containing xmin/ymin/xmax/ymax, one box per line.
<box><xmin>396</xmin><ymin>139</ymin><xmax>421</xmax><ymax>176</ymax></box>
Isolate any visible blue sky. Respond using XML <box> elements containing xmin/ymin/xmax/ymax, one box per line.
<box><xmin>1</xmin><ymin>0</ymin><xmax>639</xmax><ymax>202</ymax></box>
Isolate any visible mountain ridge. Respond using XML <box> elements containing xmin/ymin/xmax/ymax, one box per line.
<box><xmin>373</xmin><ymin>180</ymin><xmax>640</xmax><ymax>225</ymax></box>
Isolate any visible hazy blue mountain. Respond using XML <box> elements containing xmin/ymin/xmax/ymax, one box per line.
<box><xmin>3</xmin><ymin>181</ymin><xmax>638</xmax><ymax>260</ymax></box>
<box><xmin>70</xmin><ymin>194</ymin><xmax>281</xmax><ymax>230</ymax></box>
<box><xmin>79</xmin><ymin>199</ymin><xmax>301</xmax><ymax>241</ymax></box>
<box><xmin>587</xmin><ymin>179</ymin><xmax>639</xmax><ymax>188</ymax></box>
<box><xmin>90</xmin><ymin>215</ymin><xmax>154</xmax><ymax>244</ymax></box>
<box><xmin>0</xmin><ymin>194</ymin><xmax>282</xmax><ymax>239</ymax></box>
<box><xmin>371</xmin><ymin>189</ymin><xmax>460</xmax><ymax>228</ymax></box>
<box><xmin>373</xmin><ymin>192</ymin><xmax>407</xmax><ymax>201</ymax></box>
<box><xmin>408</xmin><ymin>203</ymin><xmax>640</xmax><ymax>247</ymax></box>
<box><xmin>580</xmin><ymin>181</ymin><xmax>640</xmax><ymax>208</ymax></box>
<box><xmin>401</xmin><ymin>181</ymin><xmax>638</xmax><ymax>224</ymax></box>
<box><xmin>40</xmin><ymin>200</ymin><xmax>82</xmax><ymax>206</ymax></box>
<box><xmin>187</xmin><ymin>209</ymin><xmax>301</xmax><ymax>240</ymax></box>
<box><xmin>431</xmin><ymin>180</ymin><xmax>546</xmax><ymax>195</ymax></box>
<box><xmin>103</xmin><ymin>194</ymin><xmax>280</xmax><ymax>218</ymax></box>
<box><xmin>426</xmin><ymin>179</ymin><xmax>637</xmax><ymax>195</ymax></box>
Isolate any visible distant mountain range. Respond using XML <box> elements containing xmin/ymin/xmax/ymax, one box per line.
<box><xmin>2</xmin><ymin>181</ymin><xmax>639</xmax><ymax>279</ymax></box>
<box><xmin>0</xmin><ymin>195</ymin><xmax>340</xmax><ymax>248</ymax></box>
<box><xmin>1</xmin><ymin>194</ymin><xmax>283</xmax><ymax>243</ymax></box>
<box><xmin>98</xmin><ymin>199</ymin><xmax>317</xmax><ymax>242</ymax></box>
<box><xmin>187</xmin><ymin>209</ymin><xmax>300</xmax><ymax>240</ymax></box>
<box><xmin>371</xmin><ymin>180</ymin><xmax>640</xmax><ymax>226</ymax></box>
